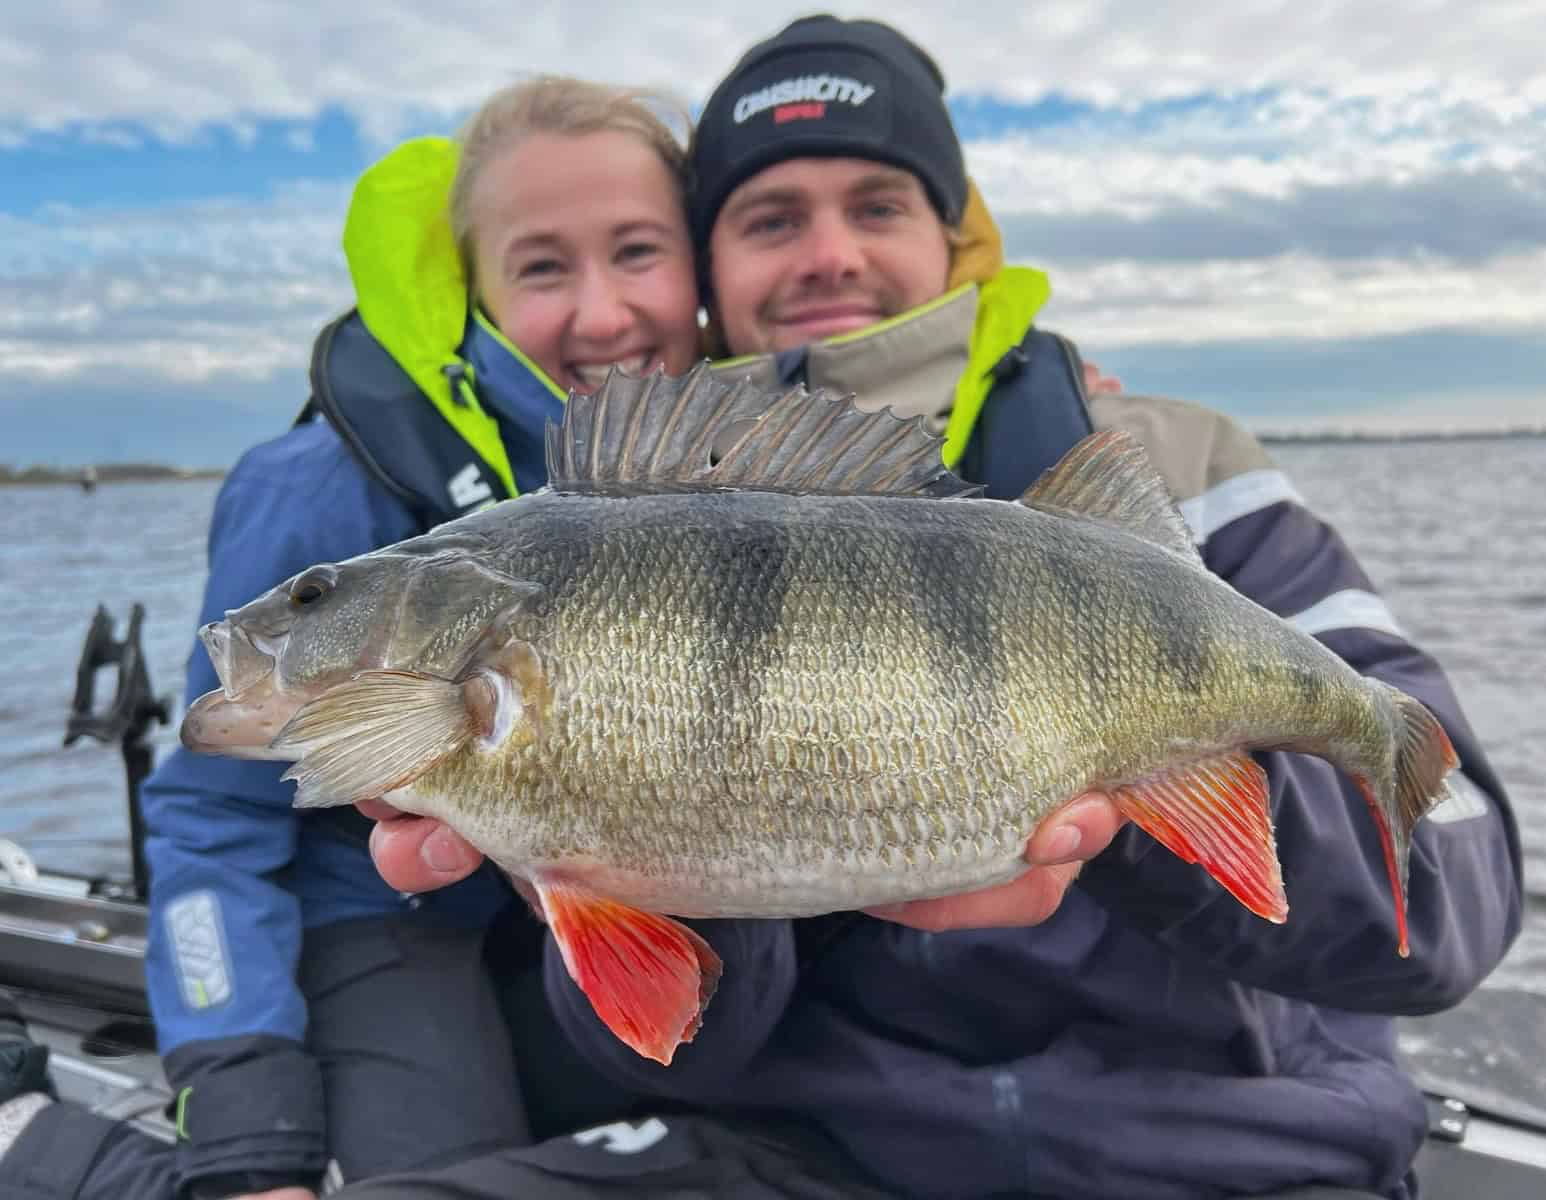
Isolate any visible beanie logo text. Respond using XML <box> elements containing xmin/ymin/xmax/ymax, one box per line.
<box><xmin>732</xmin><ymin>75</ymin><xmax>877</xmax><ymax>124</ymax></box>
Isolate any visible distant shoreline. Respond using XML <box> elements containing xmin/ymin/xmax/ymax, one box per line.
<box><xmin>1259</xmin><ymin>426</ymin><xmax>1545</xmax><ymax>446</ymax></box>
<box><xmin>0</xmin><ymin>465</ymin><xmax>225</xmax><ymax>486</ymax></box>
<box><xmin>3</xmin><ymin>426</ymin><xmax>1542</xmax><ymax>485</ymax></box>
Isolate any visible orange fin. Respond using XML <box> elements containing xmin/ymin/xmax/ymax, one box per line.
<box><xmin>537</xmin><ymin>880</ymin><xmax>722</xmax><ymax>1066</ymax></box>
<box><xmin>1109</xmin><ymin>751</ymin><xmax>1288</xmax><ymax>924</ymax></box>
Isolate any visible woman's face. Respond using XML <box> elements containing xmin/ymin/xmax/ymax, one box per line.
<box><xmin>470</xmin><ymin>129</ymin><xmax>701</xmax><ymax>395</ymax></box>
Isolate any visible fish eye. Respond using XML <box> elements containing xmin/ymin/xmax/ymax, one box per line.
<box><xmin>289</xmin><ymin>565</ymin><xmax>339</xmax><ymax>607</ymax></box>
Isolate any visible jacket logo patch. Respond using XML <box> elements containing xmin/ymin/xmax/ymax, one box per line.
<box><xmin>166</xmin><ymin>890</ymin><xmax>233</xmax><ymax>1011</ymax></box>
<box><xmin>572</xmin><ymin>1117</ymin><xmax>669</xmax><ymax>1154</ymax></box>
<box><xmin>448</xmin><ymin>462</ymin><xmax>494</xmax><ymax>509</ymax></box>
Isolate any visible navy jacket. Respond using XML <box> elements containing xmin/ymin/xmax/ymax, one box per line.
<box><xmin>538</xmin><ymin>395</ymin><xmax>1523</xmax><ymax>1200</ymax></box>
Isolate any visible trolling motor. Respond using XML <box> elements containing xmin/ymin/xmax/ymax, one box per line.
<box><xmin>63</xmin><ymin>605</ymin><xmax>172</xmax><ymax>902</ymax></box>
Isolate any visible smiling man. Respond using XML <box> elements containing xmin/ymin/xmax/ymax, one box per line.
<box><xmin>706</xmin><ymin>157</ymin><xmax>951</xmax><ymax>351</ymax></box>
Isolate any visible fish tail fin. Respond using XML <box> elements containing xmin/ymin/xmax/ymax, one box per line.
<box><xmin>1353</xmin><ymin>686</ymin><xmax>1459</xmax><ymax>958</ymax></box>
<box><xmin>1109</xmin><ymin>750</ymin><xmax>1288</xmax><ymax>924</ymax></box>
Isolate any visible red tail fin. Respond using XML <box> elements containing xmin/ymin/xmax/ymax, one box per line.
<box><xmin>1355</xmin><ymin>688</ymin><xmax>1460</xmax><ymax>957</ymax></box>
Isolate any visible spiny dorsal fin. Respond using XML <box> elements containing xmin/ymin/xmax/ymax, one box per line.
<box><xmin>1021</xmin><ymin>429</ymin><xmax>1201</xmax><ymax>561</ymax></box>
<box><xmin>545</xmin><ymin>363</ymin><xmax>770</xmax><ymax>494</ymax></box>
<box><xmin>546</xmin><ymin>362</ymin><xmax>978</xmax><ymax>498</ymax></box>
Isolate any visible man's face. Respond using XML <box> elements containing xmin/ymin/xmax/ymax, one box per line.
<box><xmin>707</xmin><ymin>157</ymin><xmax>952</xmax><ymax>355</ymax></box>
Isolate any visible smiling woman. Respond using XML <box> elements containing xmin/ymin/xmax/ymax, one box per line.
<box><xmin>449</xmin><ymin>78</ymin><xmax>702</xmax><ymax>396</ymax></box>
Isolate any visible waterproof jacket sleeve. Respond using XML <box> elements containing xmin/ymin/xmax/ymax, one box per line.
<box><xmin>139</xmin><ymin>422</ymin><xmax>421</xmax><ymax>1190</ymax></box>
<box><xmin>1076</xmin><ymin>409</ymin><xmax>1523</xmax><ymax>1012</ymax></box>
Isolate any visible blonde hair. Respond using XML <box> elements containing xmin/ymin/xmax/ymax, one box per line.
<box><xmin>450</xmin><ymin>75</ymin><xmax>690</xmax><ymax>297</ymax></box>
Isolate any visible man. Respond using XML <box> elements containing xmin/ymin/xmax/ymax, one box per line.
<box><xmin>359</xmin><ymin>14</ymin><xmax>1522</xmax><ymax>1200</ymax></box>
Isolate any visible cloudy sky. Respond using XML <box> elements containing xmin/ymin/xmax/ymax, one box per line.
<box><xmin>5</xmin><ymin>1</ymin><xmax>1545</xmax><ymax>467</ymax></box>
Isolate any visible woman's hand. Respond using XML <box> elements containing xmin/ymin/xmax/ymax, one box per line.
<box><xmin>1083</xmin><ymin>360</ymin><xmax>1124</xmax><ymax>394</ymax></box>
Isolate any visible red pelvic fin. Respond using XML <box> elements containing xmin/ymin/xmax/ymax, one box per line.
<box><xmin>537</xmin><ymin>880</ymin><xmax>723</xmax><ymax>1065</ymax></box>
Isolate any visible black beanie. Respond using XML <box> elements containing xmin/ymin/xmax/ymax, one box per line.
<box><xmin>689</xmin><ymin>15</ymin><xmax>967</xmax><ymax>247</ymax></box>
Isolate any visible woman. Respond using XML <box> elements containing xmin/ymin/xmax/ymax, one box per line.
<box><xmin>0</xmin><ymin>76</ymin><xmax>703</xmax><ymax>1200</ymax></box>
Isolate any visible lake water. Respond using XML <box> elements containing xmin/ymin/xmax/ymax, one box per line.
<box><xmin>2</xmin><ymin>436</ymin><xmax>1543</xmax><ymax>1115</ymax></box>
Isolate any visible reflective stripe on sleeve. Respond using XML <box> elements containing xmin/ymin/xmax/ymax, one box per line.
<box><xmin>1284</xmin><ymin>588</ymin><xmax>1406</xmax><ymax>639</ymax></box>
<box><xmin>1178</xmin><ymin>469</ymin><xmax>1305</xmax><ymax>544</ymax></box>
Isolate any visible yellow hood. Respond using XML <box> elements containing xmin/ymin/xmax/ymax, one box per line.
<box><xmin>339</xmin><ymin>136</ymin><xmax>517</xmax><ymax>498</ymax></box>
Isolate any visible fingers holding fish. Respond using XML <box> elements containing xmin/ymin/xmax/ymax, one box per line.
<box><xmin>865</xmin><ymin>791</ymin><xmax>1128</xmax><ymax>931</ymax></box>
<box><xmin>865</xmin><ymin>861</ymin><xmax>1085</xmax><ymax>932</ymax></box>
<box><xmin>1023</xmin><ymin>792</ymin><xmax>1128</xmax><ymax>868</ymax></box>
<box><xmin>361</xmin><ymin>802</ymin><xmax>485</xmax><ymax>891</ymax></box>
<box><xmin>1082</xmin><ymin>359</ymin><xmax>1123</xmax><ymax>394</ymax></box>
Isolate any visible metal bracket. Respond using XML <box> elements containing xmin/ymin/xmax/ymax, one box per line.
<box><xmin>1429</xmin><ymin>1095</ymin><xmax>1471</xmax><ymax>1143</ymax></box>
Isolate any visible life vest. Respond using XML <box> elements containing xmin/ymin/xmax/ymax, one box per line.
<box><xmin>301</xmin><ymin>310</ymin><xmax>1094</xmax><ymax>532</ymax></box>
<box><xmin>297</xmin><ymin>311</ymin><xmax>517</xmax><ymax>532</ymax></box>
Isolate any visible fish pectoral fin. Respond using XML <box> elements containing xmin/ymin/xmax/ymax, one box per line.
<box><xmin>1108</xmin><ymin>750</ymin><xmax>1288</xmax><ymax>923</ymax></box>
<box><xmin>273</xmin><ymin>670</ymin><xmax>471</xmax><ymax>808</ymax></box>
<box><xmin>537</xmin><ymin>879</ymin><xmax>723</xmax><ymax>1066</ymax></box>
<box><xmin>1020</xmin><ymin>429</ymin><xmax>1202</xmax><ymax>563</ymax></box>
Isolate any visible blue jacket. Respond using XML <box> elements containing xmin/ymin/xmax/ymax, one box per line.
<box><xmin>139</xmin><ymin>134</ymin><xmax>568</xmax><ymax>1192</ymax></box>
<box><xmin>536</xmin><ymin>314</ymin><xmax>1524</xmax><ymax>1199</ymax></box>
<box><xmin>138</xmin><ymin>310</ymin><xmax>562</xmax><ymax>1188</ymax></box>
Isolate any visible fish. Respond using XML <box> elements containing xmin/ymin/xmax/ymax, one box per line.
<box><xmin>181</xmin><ymin>364</ymin><xmax>1458</xmax><ymax>1065</ymax></box>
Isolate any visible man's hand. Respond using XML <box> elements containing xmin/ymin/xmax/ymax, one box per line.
<box><xmin>863</xmin><ymin>794</ymin><xmax>1127</xmax><ymax>931</ymax></box>
<box><xmin>359</xmin><ymin>799</ymin><xmax>484</xmax><ymax>893</ymax></box>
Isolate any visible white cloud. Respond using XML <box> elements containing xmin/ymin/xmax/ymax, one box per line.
<box><xmin>966</xmin><ymin>92</ymin><xmax>1546</xmax><ymax>218</ymax></box>
<box><xmin>1036</xmin><ymin>249</ymin><xmax>1546</xmax><ymax>347</ymax></box>
<box><xmin>0</xmin><ymin>182</ymin><xmax>353</xmax><ymax>383</ymax></box>
<box><xmin>8</xmin><ymin>2</ymin><xmax>1546</xmax><ymax>139</ymax></box>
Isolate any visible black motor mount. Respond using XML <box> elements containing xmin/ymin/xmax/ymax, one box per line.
<box><xmin>63</xmin><ymin>604</ymin><xmax>172</xmax><ymax>901</ymax></box>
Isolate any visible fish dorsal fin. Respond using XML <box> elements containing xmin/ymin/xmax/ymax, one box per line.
<box><xmin>546</xmin><ymin>363</ymin><xmax>769</xmax><ymax>494</ymax></box>
<box><xmin>546</xmin><ymin>362</ymin><xmax>978</xmax><ymax>498</ymax></box>
<box><xmin>1020</xmin><ymin>429</ymin><xmax>1201</xmax><ymax>561</ymax></box>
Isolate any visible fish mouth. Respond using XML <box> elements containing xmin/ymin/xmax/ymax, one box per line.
<box><xmin>199</xmin><ymin>620</ymin><xmax>279</xmax><ymax>700</ymax></box>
